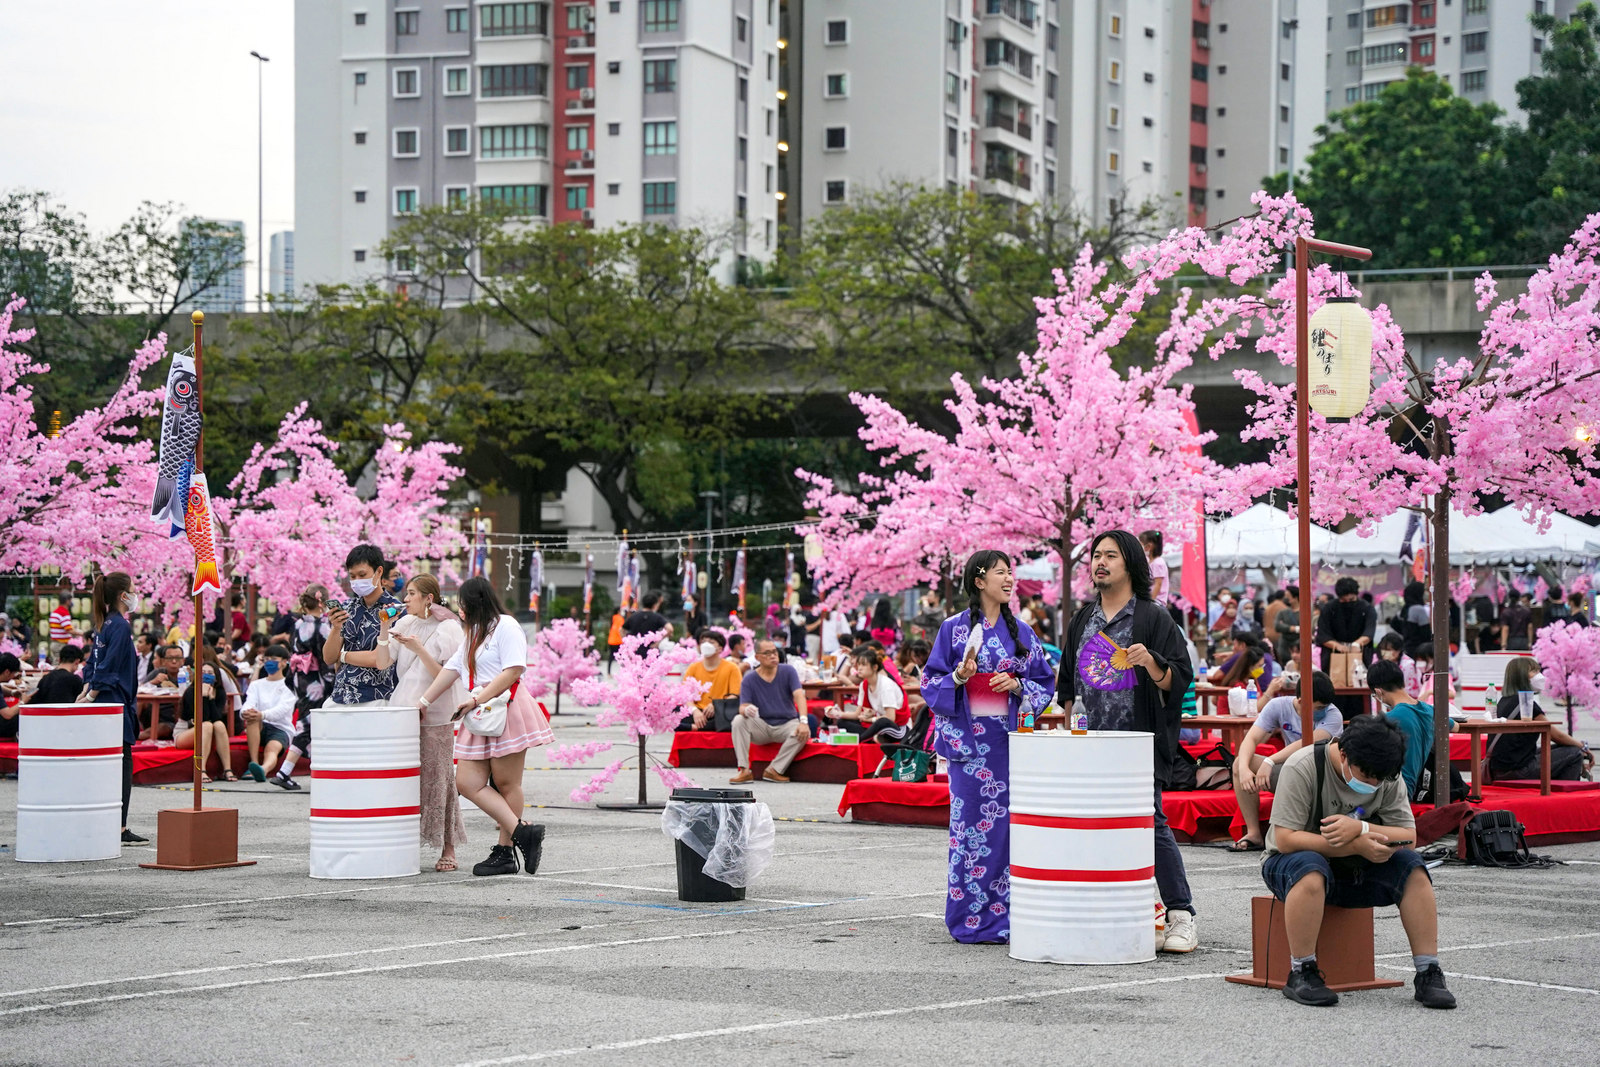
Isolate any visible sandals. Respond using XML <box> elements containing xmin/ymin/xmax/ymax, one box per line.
<box><xmin>1228</xmin><ymin>837</ymin><xmax>1265</xmax><ymax>852</ymax></box>
<box><xmin>200</xmin><ymin>773</ymin><xmax>213</xmax><ymax>784</ymax></box>
<box><xmin>435</xmin><ymin>856</ymin><xmax>458</xmax><ymax>872</ymax></box>
<box><xmin>223</xmin><ymin>770</ymin><xmax>239</xmax><ymax>782</ymax></box>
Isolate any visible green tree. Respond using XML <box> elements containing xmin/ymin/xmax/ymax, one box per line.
<box><xmin>781</xmin><ymin>184</ymin><xmax>1171</xmax><ymax>396</ymax></box>
<box><xmin>1278</xmin><ymin>69</ymin><xmax>1513</xmax><ymax>268</ymax></box>
<box><xmin>1508</xmin><ymin>2</ymin><xmax>1600</xmax><ymax>259</ymax></box>
<box><xmin>385</xmin><ymin>204</ymin><xmax>768</xmax><ymax>535</ymax></box>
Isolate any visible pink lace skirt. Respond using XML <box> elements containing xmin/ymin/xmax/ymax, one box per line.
<box><xmin>454</xmin><ymin>684</ymin><xmax>554</xmax><ymax>761</ymax></box>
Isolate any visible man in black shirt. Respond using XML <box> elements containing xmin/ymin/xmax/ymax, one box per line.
<box><xmin>621</xmin><ymin>592</ymin><xmax>669</xmax><ymax>656</ymax></box>
<box><xmin>28</xmin><ymin>644</ymin><xmax>87</xmax><ymax>705</ymax></box>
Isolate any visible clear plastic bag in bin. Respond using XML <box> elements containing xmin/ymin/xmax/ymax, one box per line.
<box><xmin>662</xmin><ymin>792</ymin><xmax>776</xmax><ymax>888</ymax></box>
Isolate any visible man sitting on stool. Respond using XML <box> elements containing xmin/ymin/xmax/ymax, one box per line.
<box><xmin>729</xmin><ymin>640</ymin><xmax>808</xmax><ymax>784</ymax></box>
<box><xmin>1262</xmin><ymin>714</ymin><xmax>1457</xmax><ymax>1010</ymax></box>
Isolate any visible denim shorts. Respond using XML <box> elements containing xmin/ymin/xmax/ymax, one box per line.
<box><xmin>257</xmin><ymin>723</ymin><xmax>293</xmax><ymax>751</ymax></box>
<box><xmin>1262</xmin><ymin>847</ymin><xmax>1430</xmax><ymax>909</ymax></box>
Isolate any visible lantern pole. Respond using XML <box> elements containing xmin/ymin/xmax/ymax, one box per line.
<box><xmin>1294</xmin><ymin>235</ymin><xmax>1372</xmax><ymax>746</ymax></box>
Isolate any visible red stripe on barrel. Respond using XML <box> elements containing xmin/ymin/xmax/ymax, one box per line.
<box><xmin>309</xmin><ymin>806</ymin><xmax>422</xmax><ymax>818</ymax></box>
<box><xmin>1011</xmin><ymin>813</ymin><xmax>1155</xmax><ymax>830</ymax></box>
<box><xmin>310</xmin><ymin>767</ymin><xmax>421</xmax><ymax>780</ymax></box>
<box><xmin>1011</xmin><ymin>864</ymin><xmax>1157</xmax><ymax>883</ymax></box>
<box><xmin>17</xmin><ymin>747</ymin><xmax>123</xmax><ymax>758</ymax></box>
<box><xmin>21</xmin><ymin>708</ymin><xmax>122</xmax><ymax>717</ymax></box>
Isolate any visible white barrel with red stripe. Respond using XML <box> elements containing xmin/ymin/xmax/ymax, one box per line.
<box><xmin>1008</xmin><ymin>730</ymin><xmax>1155</xmax><ymax>965</ymax></box>
<box><xmin>16</xmin><ymin>703</ymin><xmax>124</xmax><ymax>862</ymax></box>
<box><xmin>309</xmin><ymin>705</ymin><xmax>420</xmax><ymax>879</ymax></box>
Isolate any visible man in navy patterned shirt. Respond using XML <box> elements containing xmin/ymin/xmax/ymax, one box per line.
<box><xmin>323</xmin><ymin>544</ymin><xmax>400</xmax><ymax>707</ymax></box>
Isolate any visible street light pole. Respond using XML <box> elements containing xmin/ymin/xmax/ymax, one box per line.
<box><xmin>699</xmin><ymin>490</ymin><xmax>720</xmax><ymax>618</ymax></box>
<box><xmin>250</xmin><ymin>50</ymin><xmax>270</xmax><ymax>310</ymax></box>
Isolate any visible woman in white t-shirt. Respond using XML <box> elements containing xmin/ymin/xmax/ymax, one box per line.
<box><xmin>377</xmin><ymin>574</ymin><xmax>468</xmax><ymax>872</ymax></box>
<box><xmin>826</xmin><ymin>646</ymin><xmax>905</xmax><ymax>740</ymax></box>
<box><xmin>417</xmin><ymin>578</ymin><xmax>552</xmax><ymax>878</ymax></box>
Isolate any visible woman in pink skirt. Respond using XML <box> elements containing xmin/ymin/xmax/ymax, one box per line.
<box><xmin>416</xmin><ymin>577</ymin><xmax>553</xmax><ymax>877</ymax></box>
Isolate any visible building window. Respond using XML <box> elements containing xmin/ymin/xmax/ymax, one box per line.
<box><xmin>354</xmin><ymin>71</ymin><xmax>367</xmax><ymax>85</ymax></box>
<box><xmin>1346</xmin><ymin>48</ymin><xmax>1360</xmax><ymax>66</ymax></box>
<box><xmin>1364</xmin><ymin>42</ymin><xmax>1408</xmax><ymax>65</ymax></box>
<box><xmin>947</xmin><ymin>125</ymin><xmax>958</xmax><ymax>156</ymax></box>
<box><xmin>1190</xmin><ymin>104</ymin><xmax>1207</xmax><ymax>123</ymax></box>
<box><xmin>947</xmin><ymin>16</ymin><xmax>962</xmax><ymax>48</ymax></box>
<box><xmin>643</xmin><ymin>59</ymin><xmax>677</xmax><ymax>93</ymax></box>
<box><xmin>643</xmin><ymin>181</ymin><xmax>677</xmax><ymax>215</ymax></box>
<box><xmin>1047</xmin><ymin>23</ymin><xmax>1058</xmax><ymax>51</ymax></box>
<box><xmin>393</xmin><ymin>128</ymin><xmax>420</xmax><ymax>156</ymax></box>
<box><xmin>1045</xmin><ymin>167</ymin><xmax>1056</xmax><ymax>195</ymax></box>
<box><xmin>737</xmin><ymin>194</ymin><xmax>747</xmax><ymax>218</ymax></box>
<box><xmin>1279</xmin><ymin>104</ymin><xmax>1290</xmax><ymax>122</ymax></box>
<box><xmin>1347</xmin><ymin>11</ymin><xmax>1360</xmax><ymax>27</ymax></box>
<box><xmin>1345</xmin><ymin>86</ymin><xmax>1359</xmax><ymax>103</ymax></box>
<box><xmin>1463</xmin><ymin>32</ymin><xmax>1487</xmax><ymax>54</ymax></box>
<box><xmin>445</xmin><ymin>185</ymin><xmax>470</xmax><ymax>210</ymax></box>
<box><xmin>824</xmin><ymin>125</ymin><xmax>847</xmax><ymax>150</ymax></box>
<box><xmin>1143</xmin><ymin>116</ymin><xmax>1153</xmax><ymax>127</ymax></box>
<box><xmin>480</xmin><ymin>2</ymin><xmax>549</xmax><ymax>36</ymax></box>
<box><xmin>1107</xmin><ymin>151</ymin><xmax>1119</xmax><ymax>173</ymax></box>
<box><xmin>946</xmin><ymin>72</ymin><xmax>960</xmax><ymax>105</ymax></box>
<box><xmin>446</xmin><ymin>7</ymin><xmax>469</xmax><ymax>32</ymax></box>
<box><xmin>394</xmin><ymin>187</ymin><xmax>419</xmax><ymax>215</ymax></box>
<box><xmin>643</xmin><ymin>120</ymin><xmax>678</xmax><ymax>155</ymax></box>
<box><xmin>1420</xmin><ymin>1</ymin><xmax>1435</xmax><ymax>15</ymax></box>
<box><xmin>566</xmin><ymin>125</ymin><xmax>590</xmax><ymax>151</ymax></box>
<box><xmin>825</xmin><ymin>18</ymin><xmax>849</xmax><ymax>44</ymax></box>
<box><xmin>1046</xmin><ymin>71</ymin><xmax>1058</xmax><ymax>98</ymax></box>
<box><xmin>354</xmin><ymin>130</ymin><xmax>368</xmax><ymax>144</ymax></box>
<box><xmin>479</xmin><ymin>184</ymin><xmax>549</xmax><ymax>215</ymax></box>
<box><xmin>767</xmin><ymin>53</ymin><xmax>775</xmax><ymax>80</ymax></box>
<box><xmin>394</xmin><ymin>68</ymin><xmax>420</xmax><ymax>97</ymax></box>
<box><xmin>479</xmin><ymin>123</ymin><xmax>549</xmax><ymax>158</ymax></box>
<box><xmin>738</xmin><ymin>77</ymin><xmax>748</xmax><ymax>101</ymax></box>
<box><xmin>1365</xmin><ymin>4</ymin><xmax>1409</xmax><ymax>28</ymax></box>
<box><xmin>445</xmin><ymin>126</ymin><xmax>470</xmax><ymax>155</ymax></box>
<box><xmin>1189</xmin><ymin>186</ymin><xmax>1206</xmax><ymax>207</ymax></box>
<box><xmin>609</xmin><ymin>122</ymin><xmax>622</xmax><ymax>135</ymax></box>
<box><xmin>984</xmin><ymin>37</ymin><xmax>1036</xmax><ymax>77</ymax></box>
<box><xmin>1190</xmin><ymin>145</ymin><xmax>1206</xmax><ymax>164</ymax></box>
<box><xmin>480</xmin><ymin>63</ymin><xmax>549</xmax><ymax>97</ymax></box>
<box><xmin>1461</xmin><ymin>69</ymin><xmax>1487</xmax><ymax>92</ymax></box>
<box><xmin>1045</xmin><ymin>119</ymin><xmax>1057</xmax><ymax>148</ymax></box>
<box><xmin>395</xmin><ymin>10</ymin><xmax>419</xmax><ymax>36</ymax></box>
<box><xmin>1108</xmin><ymin>60</ymin><xmax>1121</xmax><ymax>82</ymax></box>
<box><xmin>1280</xmin><ymin>63</ymin><xmax>1290</xmax><ymax>80</ymax></box>
<box><xmin>643</xmin><ymin>0</ymin><xmax>680</xmax><ymax>33</ymax></box>
<box><xmin>354</xmin><ymin>189</ymin><xmax>367</xmax><ymax>203</ymax></box>
<box><xmin>1465</xmin><ymin>0</ymin><xmax>1487</xmax><ymax>12</ymax></box>
<box><xmin>766</xmin><ymin>108</ymin><xmax>774</xmax><ymax>135</ymax></box>
<box><xmin>566</xmin><ymin>3</ymin><xmax>589</xmax><ymax>29</ymax></box>
<box><xmin>445</xmin><ymin>67</ymin><xmax>470</xmax><ymax>94</ymax></box>
<box><xmin>1141</xmin><ymin>160</ymin><xmax>1152</xmax><ymax>173</ymax></box>
<box><xmin>354</xmin><ymin>249</ymin><xmax>367</xmax><ymax>263</ymax></box>
<box><xmin>765</xmin><ymin>164</ymin><xmax>773</xmax><ymax>192</ymax></box>
<box><xmin>824</xmin><ymin>179</ymin><xmax>848</xmax><ymax>204</ymax></box>
<box><xmin>354</xmin><ymin>11</ymin><xmax>367</xmax><ymax>25</ymax></box>
<box><xmin>566</xmin><ymin>65</ymin><xmax>590</xmax><ymax>89</ymax></box>
<box><xmin>1107</xmin><ymin>106</ymin><xmax>1120</xmax><ymax>128</ymax></box>
<box><xmin>1278</xmin><ymin>146</ymin><xmax>1289</xmax><ymax>164</ymax></box>
<box><xmin>607</xmin><ymin>183</ymin><xmax>621</xmax><ymax>195</ymax></box>
<box><xmin>825</xmin><ymin>73</ymin><xmax>848</xmax><ymax>97</ymax></box>
<box><xmin>566</xmin><ymin>185</ymin><xmax>589</xmax><ymax>210</ymax></box>
<box><xmin>1192</xmin><ymin>62</ymin><xmax>1208</xmax><ymax>82</ymax></box>
<box><xmin>1109</xmin><ymin>13</ymin><xmax>1122</xmax><ymax>36</ymax></box>
<box><xmin>737</xmin><ymin>15</ymin><xmax>748</xmax><ymax>41</ymax></box>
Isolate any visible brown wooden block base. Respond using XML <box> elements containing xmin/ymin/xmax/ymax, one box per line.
<box><xmin>1224</xmin><ymin>895</ymin><xmax>1403</xmax><ymax>992</ymax></box>
<box><xmin>139</xmin><ymin>807</ymin><xmax>257</xmax><ymax>872</ymax></box>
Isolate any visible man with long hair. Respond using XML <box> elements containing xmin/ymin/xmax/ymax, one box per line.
<box><xmin>1056</xmin><ymin>530</ymin><xmax>1198</xmax><ymax>953</ymax></box>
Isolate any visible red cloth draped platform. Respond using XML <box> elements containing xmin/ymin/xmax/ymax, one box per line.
<box><xmin>1</xmin><ymin>739</ymin><xmax>313</xmax><ymax>785</ymax></box>
<box><xmin>666</xmin><ymin>731</ymin><xmax>859</xmax><ymax>783</ymax></box>
<box><xmin>838</xmin><ymin>775</ymin><xmax>951</xmax><ymax>827</ymax></box>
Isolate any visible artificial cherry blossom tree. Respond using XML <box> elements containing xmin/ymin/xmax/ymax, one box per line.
<box><xmin>554</xmin><ymin>630</ymin><xmax>704</xmax><ymax>806</ymax></box>
<box><xmin>527</xmin><ymin>617</ymin><xmax>601</xmax><ymax>716</ymax></box>
<box><xmin>1532</xmin><ymin>621</ymin><xmax>1600</xmax><ymax>733</ymax></box>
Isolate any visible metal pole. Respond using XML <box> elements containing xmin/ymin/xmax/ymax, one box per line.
<box><xmin>700</xmin><ymin>491</ymin><xmax>719</xmax><ymax>619</ymax></box>
<box><xmin>250</xmin><ymin>51</ymin><xmax>270</xmax><ymax>309</ymax></box>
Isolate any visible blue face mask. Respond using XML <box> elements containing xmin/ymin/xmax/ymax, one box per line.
<box><xmin>1346</xmin><ymin>775</ymin><xmax>1379</xmax><ymax>795</ymax></box>
<box><xmin>201</xmin><ymin>672</ymin><xmax>216</xmax><ymax>686</ymax></box>
<box><xmin>1312</xmin><ymin>705</ymin><xmax>1329</xmax><ymax>722</ymax></box>
<box><xmin>263</xmin><ymin>661</ymin><xmax>282</xmax><ymax>676</ymax></box>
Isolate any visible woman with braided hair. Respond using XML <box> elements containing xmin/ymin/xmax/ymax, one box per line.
<box><xmin>922</xmin><ymin>549</ymin><xmax>1056</xmax><ymax>944</ymax></box>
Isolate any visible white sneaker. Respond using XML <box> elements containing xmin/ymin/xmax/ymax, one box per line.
<box><xmin>1154</xmin><ymin>902</ymin><xmax>1167</xmax><ymax>952</ymax></box>
<box><xmin>1162</xmin><ymin>908</ymin><xmax>1197</xmax><ymax>953</ymax></box>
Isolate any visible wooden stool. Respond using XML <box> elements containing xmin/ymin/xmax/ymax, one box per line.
<box><xmin>1225</xmin><ymin>896</ymin><xmax>1403</xmax><ymax>992</ymax></box>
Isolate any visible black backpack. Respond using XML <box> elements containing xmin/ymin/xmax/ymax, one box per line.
<box><xmin>1459</xmin><ymin>810</ymin><xmax>1535</xmax><ymax>867</ymax></box>
<box><xmin>1171</xmin><ymin>741</ymin><xmax>1232</xmax><ymax>792</ymax></box>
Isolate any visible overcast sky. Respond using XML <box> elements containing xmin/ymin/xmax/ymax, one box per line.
<box><xmin>2</xmin><ymin>1</ymin><xmax>295</xmax><ymax>300</ymax></box>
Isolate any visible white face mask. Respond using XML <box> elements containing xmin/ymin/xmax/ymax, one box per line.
<box><xmin>700</xmin><ymin>643</ymin><xmax>718</xmax><ymax>657</ymax></box>
<box><xmin>122</xmin><ymin>594</ymin><xmax>141</xmax><ymax>615</ymax></box>
<box><xmin>1531</xmin><ymin>672</ymin><xmax>1546</xmax><ymax>693</ymax></box>
<box><xmin>349</xmin><ymin>578</ymin><xmax>377</xmax><ymax>597</ymax></box>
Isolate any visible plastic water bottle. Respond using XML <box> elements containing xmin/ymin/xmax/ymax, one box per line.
<box><xmin>1071</xmin><ymin>697</ymin><xmax>1089</xmax><ymax>734</ymax></box>
<box><xmin>177</xmin><ymin>666</ymin><xmax>190</xmax><ymax>689</ymax></box>
<box><xmin>1245</xmin><ymin>677</ymin><xmax>1259</xmax><ymax>709</ymax></box>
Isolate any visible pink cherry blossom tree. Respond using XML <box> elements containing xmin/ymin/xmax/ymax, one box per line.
<box><xmin>0</xmin><ymin>296</ymin><xmax>166</xmax><ymax>577</ymax></box>
<box><xmin>1532</xmin><ymin>621</ymin><xmax>1600</xmax><ymax>733</ymax></box>
<box><xmin>527</xmin><ymin>617</ymin><xmax>601</xmax><ymax>716</ymax></box>
<box><xmin>554</xmin><ymin>630</ymin><xmax>704</xmax><ymax>805</ymax></box>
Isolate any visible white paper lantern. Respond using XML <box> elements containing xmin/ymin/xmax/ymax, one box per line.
<box><xmin>1306</xmin><ymin>296</ymin><xmax>1374</xmax><ymax>421</ymax></box>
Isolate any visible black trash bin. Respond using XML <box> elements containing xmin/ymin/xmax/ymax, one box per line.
<box><xmin>668</xmin><ymin>787</ymin><xmax>754</xmax><ymax>902</ymax></box>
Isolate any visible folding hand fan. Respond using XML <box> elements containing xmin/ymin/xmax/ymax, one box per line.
<box><xmin>1078</xmin><ymin>631</ymin><xmax>1137</xmax><ymax>691</ymax></box>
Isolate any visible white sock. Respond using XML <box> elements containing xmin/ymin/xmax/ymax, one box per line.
<box><xmin>278</xmin><ymin>750</ymin><xmax>301</xmax><ymax>777</ymax></box>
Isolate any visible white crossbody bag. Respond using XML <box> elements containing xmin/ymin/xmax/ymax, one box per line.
<box><xmin>463</xmin><ymin>667</ymin><xmax>510</xmax><ymax>737</ymax></box>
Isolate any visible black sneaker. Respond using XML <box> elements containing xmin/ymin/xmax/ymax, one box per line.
<box><xmin>472</xmin><ymin>844</ymin><xmax>519</xmax><ymax>877</ymax></box>
<box><xmin>512</xmin><ymin>822</ymin><xmax>546</xmax><ymax>876</ymax></box>
<box><xmin>120</xmin><ymin>829</ymin><xmax>149</xmax><ymax>844</ymax></box>
<box><xmin>1413</xmin><ymin>964</ymin><xmax>1457</xmax><ymax>1009</ymax></box>
<box><xmin>269</xmin><ymin>775</ymin><xmax>302</xmax><ymax>791</ymax></box>
<box><xmin>1283</xmin><ymin>961</ymin><xmax>1339</xmax><ymax>1007</ymax></box>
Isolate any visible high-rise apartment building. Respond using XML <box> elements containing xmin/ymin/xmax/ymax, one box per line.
<box><xmin>1327</xmin><ymin>0</ymin><xmax>1573</xmax><ymax>122</ymax></box>
<box><xmin>270</xmin><ymin>230</ymin><xmax>296</xmax><ymax>298</ymax></box>
<box><xmin>295</xmin><ymin>0</ymin><xmax>778</xmax><ymax>287</ymax></box>
<box><xmin>179</xmin><ymin>218</ymin><xmax>246</xmax><ymax>312</ymax></box>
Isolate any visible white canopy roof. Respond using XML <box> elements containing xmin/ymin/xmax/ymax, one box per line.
<box><xmin>1316</xmin><ymin>508</ymin><xmax>1599</xmax><ymax>567</ymax></box>
<box><xmin>1205</xmin><ymin>504</ymin><xmax>1335</xmax><ymax>569</ymax></box>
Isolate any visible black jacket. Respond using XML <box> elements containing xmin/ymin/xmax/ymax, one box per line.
<box><xmin>1055</xmin><ymin>597</ymin><xmax>1194</xmax><ymax>789</ymax></box>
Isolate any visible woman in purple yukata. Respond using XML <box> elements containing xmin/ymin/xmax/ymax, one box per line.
<box><xmin>923</xmin><ymin>550</ymin><xmax>1057</xmax><ymax>944</ymax></box>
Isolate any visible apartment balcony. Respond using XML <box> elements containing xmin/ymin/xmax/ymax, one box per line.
<box><xmin>566</xmin><ymin>33</ymin><xmax>595</xmax><ymax>54</ymax></box>
<box><xmin>565</xmin><ymin>89</ymin><xmax>596</xmax><ymax>114</ymax></box>
<box><xmin>982</xmin><ymin>163</ymin><xmax>1032</xmax><ymax>190</ymax></box>
<box><xmin>982</xmin><ymin>0</ymin><xmax>1039</xmax><ymax>30</ymax></box>
<box><xmin>564</xmin><ymin>152</ymin><xmax>596</xmax><ymax>175</ymax></box>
